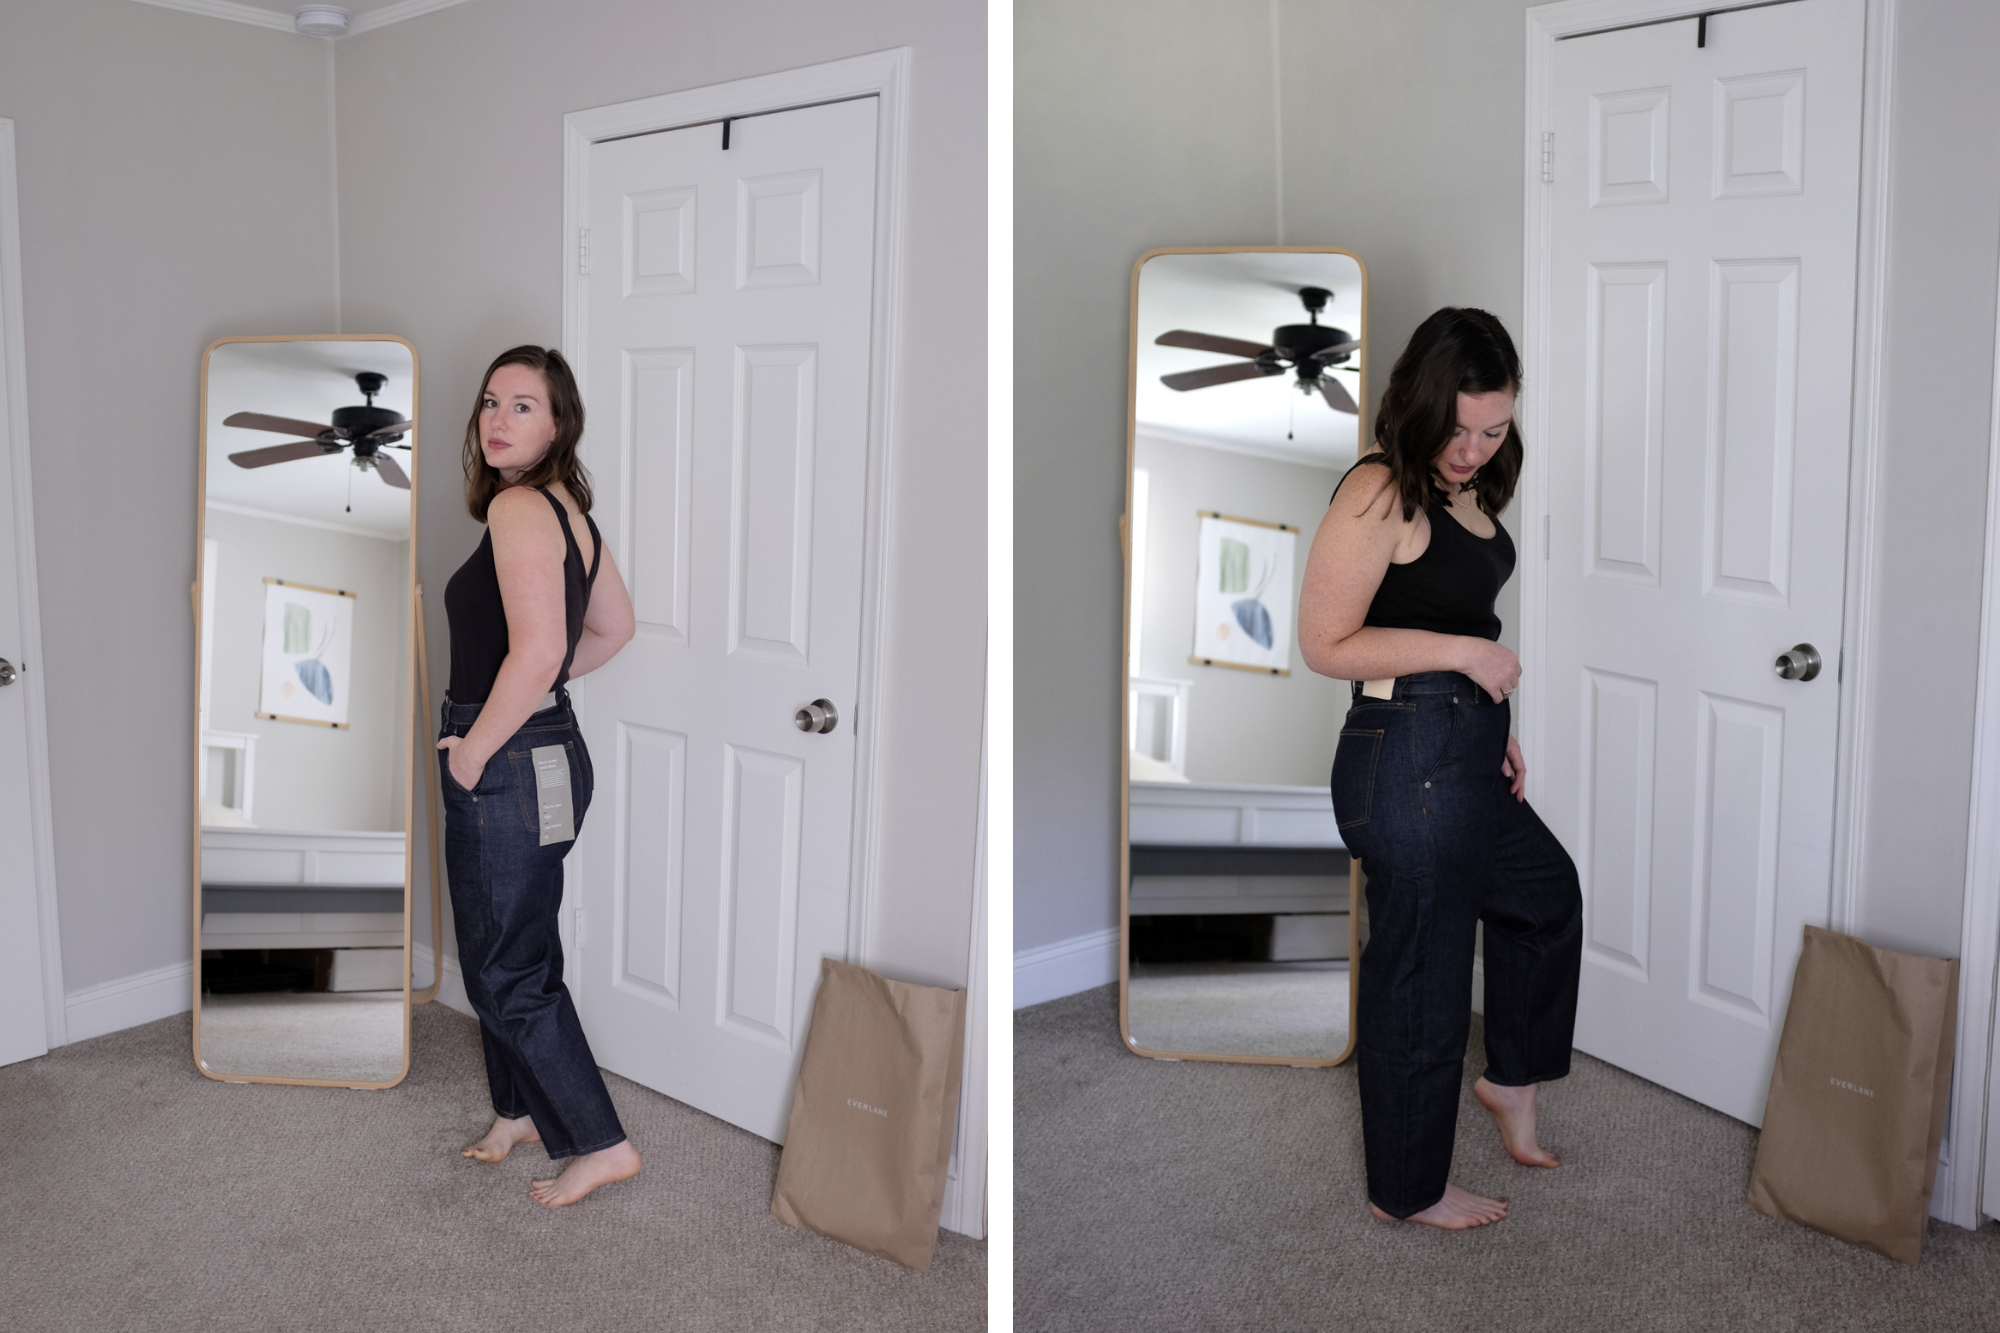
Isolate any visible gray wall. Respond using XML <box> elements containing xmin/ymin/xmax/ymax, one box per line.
<box><xmin>1016</xmin><ymin>0</ymin><xmax>1532</xmax><ymax>952</ymax></box>
<box><xmin>1</xmin><ymin>0</ymin><xmax>339</xmax><ymax>992</ymax></box>
<box><xmin>13</xmin><ymin>0</ymin><xmax>981</xmax><ymax>1001</ymax></box>
<box><xmin>1016</xmin><ymin>0</ymin><xmax>1284</xmax><ymax>951</ymax></box>
<box><xmin>330</xmin><ymin>0</ymin><xmax>986</xmax><ymax>989</ymax></box>
<box><xmin>1017</xmin><ymin>0</ymin><xmax>2000</xmax><ymax>968</ymax></box>
<box><xmin>202</xmin><ymin>510</ymin><xmax>408</xmax><ymax>832</ymax></box>
<box><xmin>1850</xmin><ymin>0</ymin><xmax>2000</xmax><ymax>958</ymax></box>
<box><xmin>1133</xmin><ymin>434</ymin><xmax>1346</xmax><ymax>787</ymax></box>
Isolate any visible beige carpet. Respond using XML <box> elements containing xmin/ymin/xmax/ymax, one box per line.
<box><xmin>199</xmin><ymin>991</ymin><xmax>405</xmax><ymax>1083</ymax></box>
<box><xmin>1</xmin><ymin>1003</ymin><xmax>983</xmax><ymax>1332</ymax></box>
<box><xmin>1128</xmin><ymin>961</ymin><xmax>1350</xmax><ymax>1059</ymax></box>
<box><xmin>1017</xmin><ymin>983</ymin><xmax>2000</xmax><ymax>1333</ymax></box>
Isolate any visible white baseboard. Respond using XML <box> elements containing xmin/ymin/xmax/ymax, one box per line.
<box><xmin>1014</xmin><ymin>926</ymin><xmax>1119</xmax><ymax>1009</ymax></box>
<box><xmin>412</xmin><ymin>943</ymin><xmax>473</xmax><ymax>1019</ymax></box>
<box><xmin>60</xmin><ymin>948</ymin><xmax>476</xmax><ymax>1046</ymax></box>
<box><xmin>64</xmin><ymin>960</ymin><xmax>193</xmax><ymax>1043</ymax></box>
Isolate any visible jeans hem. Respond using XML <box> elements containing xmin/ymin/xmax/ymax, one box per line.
<box><xmin>551</xmin><ymin>1132</ymin><xmax>628</xmax><ymax>1160</ymax></box>
<box><xmin>1370</xmin><ymin>1192</ymin><xmax>1444</xmax><ymax>1221</ymax></box>
<box><xmin>1478</xmin><ymin>1064</ymin><xmax>1571</xmax><ymax>1089</ymax></box>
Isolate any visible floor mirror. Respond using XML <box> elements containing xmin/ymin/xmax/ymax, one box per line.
<box><xmin>1120</xmin><ymin>247</ymin><xmax>1367</xmax><ymax>1066</ymax></box>
<box><xmin>191</xmin><ymin>335</ymin><xmax>421</xmax><ymax>1088</ymax></box>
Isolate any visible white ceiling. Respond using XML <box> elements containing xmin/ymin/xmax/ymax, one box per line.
<box><xmin>1134</xmin><ymin>250</ymin><xmax>1367</xmax><ymax>470</ymax></box>
<box><xmin>128</xmin><ymin>0</ymin><xmax>473</xmax><ymax>37</ymax></box>
<box><xmin>205</xmin><ymin>339</ymin><xmax>416</xmax><ymax>540</ymax></box>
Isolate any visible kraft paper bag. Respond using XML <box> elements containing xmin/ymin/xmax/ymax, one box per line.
<box><xmin>770</xmin><ymin>958</ymin><xmax>967</xmax><ymax>1271</ymax></box>
<box><xmin>1747</xmin><ymin>925</ymin><xmax>1958</xmax><ymax>1265</ymax></box>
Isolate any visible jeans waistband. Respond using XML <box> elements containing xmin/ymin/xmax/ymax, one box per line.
<box><xmin>440</xmin><ymin>687</ymin><xmax>568</xmax><ymax>731</ymax></box>
<box><xmin>1352</xmin><ymin>671</ymin><xmax>1499</xmax><ymax>703</ymax></box>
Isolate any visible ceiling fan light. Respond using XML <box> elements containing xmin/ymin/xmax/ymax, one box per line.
<box><xmin>295</xmin><ymin>5</ymin><xmax>350</xmax><ymax>37</ymax></box>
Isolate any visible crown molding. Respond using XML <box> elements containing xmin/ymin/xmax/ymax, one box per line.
<box><xmin>351</xmin><ymin>0</ymin><xmax>474</xmax><ymax>34</ymax></box>
<box><xmin>125</xmin><ymin>0</ymin><xmax>474</xmax><ymax>37</ymax></box>
<box><xmin>128</xmin><ymin>0</ymin><xmax>292</xmax><ymax>32</ymax></box>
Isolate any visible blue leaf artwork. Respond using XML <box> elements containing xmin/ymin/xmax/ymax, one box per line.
<box><xmin>294</xmin><ymin>656</ymin><xmax>334</xmax><ymax>706</ymax></box>
<box><xmin>1232</xmin><ymin>598</ymin><xmax>1274</xmax><ymax>650</ymax></box>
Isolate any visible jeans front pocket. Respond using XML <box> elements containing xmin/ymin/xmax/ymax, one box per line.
<box><xmin>1333</xmin><ymin>726</ymin><xmax>1385</xmax><ymax>833</ymax></box>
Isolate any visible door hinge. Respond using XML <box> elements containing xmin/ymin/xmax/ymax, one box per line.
<box><xmin>1543</xmin><ymin>514</ymin><xmax>1551</xmax><ymax>560</ymax></box>
<box><xmin>1541</xmin><ymin>132</ymin><xmax>1555</xmax><ymax>184</ymax></box>
<box><xmin>578</xmin><ymin>226</ymin><xmax>591</xmax><ymax>276</ymax></box>
<box><xmin>573</xmin><ymin>906</ymin><xmax>585</xmax><ymax>946</ymax></box>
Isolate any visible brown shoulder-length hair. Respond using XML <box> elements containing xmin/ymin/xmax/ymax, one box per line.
<box><xmin>1369</xmin><ymin>307</ymin><xmax>1523</xmax><ymax>521</ymax></box>
<box><xmin>461</xmin><ymin>345</ymin><xmax>594</xmax><ymax>523</ymax></box>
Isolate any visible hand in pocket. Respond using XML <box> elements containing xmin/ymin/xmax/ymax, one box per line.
<box><xmin>438</xmin><ymin>735</ymin><xmax>487</xmax><ymax>792</ymax></box>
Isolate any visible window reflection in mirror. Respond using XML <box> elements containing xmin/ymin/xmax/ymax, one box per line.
<box><xmin>1123</xmin><ymin>249</ymin><xmax>1365</xmax><ymax>1065</ymax></box>
<box><xmin>194</xmin><ymin>336</ymin><xmax>416</xmax><ymax>1086</ymax></box>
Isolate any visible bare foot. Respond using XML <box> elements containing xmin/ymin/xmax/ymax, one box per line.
<box><xmin>1474</xmin><ymin>1076</ymin><xmax>1560</xmax><ymax>1168</ymax></box>
<box><xmin>529</xmin><ymin>1140</ymin><xmax>642</xmax><ymax>1207</ymax></box>
<box><xmin>461</xmin><ymin>1113</ymin><xmax>541</xmax><ymax>1162</ymax></box>
<box><xmin>1369</xmin><ymin>1183</ymin><xmax>1509</xmax><ymax>1230</ymax></box>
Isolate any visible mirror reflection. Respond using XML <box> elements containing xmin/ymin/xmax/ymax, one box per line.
<box><xmin>195</xmin><ymin>337</ymin><xmax>416</xmax><ymax>1085</ymax></box>
<box><xmin>1124</xmin><ymin>249</ymin><xmax>1365</xmax><ymax>1063</ymax></box>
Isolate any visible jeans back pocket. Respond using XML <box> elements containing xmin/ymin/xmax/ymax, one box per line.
<box><xmin>1333</xmin><ymin>726</ymin><xmax>1385</xmax><ymax>832</ymax></box>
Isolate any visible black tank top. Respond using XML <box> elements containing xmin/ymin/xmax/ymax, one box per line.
<box><xmin>1334</xmin><ymin>455</ymin><xmax>1515</xmax><ymax>641</ymax></box>
<box><xmin>444</xmin><ymin>486</ymin><xmax>604</xmax><ymax>704</ymax></box>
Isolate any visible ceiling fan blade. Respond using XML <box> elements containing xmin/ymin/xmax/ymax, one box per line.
<box><xmin>1155</xmin><ymin>330</ymin><xmax>1273</xmax><ymax>360</ymax></box>
<box><xmin>224</xmin><ymin>411</ymin><xmax>339</xmax><ymax>438</ymax></box>
<box><xmin>1308</xmin><ymin>339</ymin><xmax>1362</xmax><ymax>362</ymax></box>
<box><xmin>365</xmin><ymin>418</ymin><xmax>415</xmax><ymax>440</ymax></box>
<box><xmin>372</xmin><ymin>452</ymin><xmax>411</xmax><ymax>489</ymax></box>
<box><xmin>1318</xmin><ymin>375</ymin><xmax>1359</xmax><ymax>415</ymax></box>
<box><xmin>229</xmin><ymin>439</ymin><xmax>330</xmax><ymax>469</ymax></box>
<box><xmin>1161</xmin><ymin>361</ymin><xmax>1280</xmax><ymax>392</ymax></box>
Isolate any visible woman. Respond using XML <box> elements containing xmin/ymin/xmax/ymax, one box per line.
<box><xmin>1298</xmin><ymin>308</ymin><xmax>1582</xmax><ymax>1231</ymax></box>
<box><xmin>437</xmin><ymin>345</ymin><xmax>640</xmax><ymax>1207</ymax></box>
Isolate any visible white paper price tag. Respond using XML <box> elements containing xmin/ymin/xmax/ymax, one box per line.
<box><xmin>531</xmin><ymin>744</ymin><xmax>576</xmax><ymax>845</ymax></box>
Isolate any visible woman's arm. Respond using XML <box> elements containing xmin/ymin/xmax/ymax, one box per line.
<box><xmin>1297</xmin><ymin>464</ymin><xmax>1520</xmax><ymax>700</ymax></box>
<box><xmin>441</xmin><ymin>487</ymin><xmax>571</xmax><ymax>787</ymax></box>
<box><xmin>565</xmin><ymin>542</ymin><xmax>635</xmax><ymax>681</ymax></box>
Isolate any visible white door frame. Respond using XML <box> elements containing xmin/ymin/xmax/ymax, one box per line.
<box><xmin>1966</xmin><ymin>252</ymin><xmax>2000</xmax><ymax>1226</ymax></box>
<box><xmin>1521</xmin><ymin>0</ymin><xmax>2000</xmax><ymax>1229</ymax></box>
<box><xmin>0</xmin><ymin>119</ymin><xmax>65</xmax><ymax>1049</ymax></box>
<box><xmin>561</xmin><ymin>48</ymin><xmax>910</xmax><ymax>971</ymax></box>
<box><xmin>939</xmin><ymin>692</ymin><xmax>990</xmax><ymax>1238</ymax></box>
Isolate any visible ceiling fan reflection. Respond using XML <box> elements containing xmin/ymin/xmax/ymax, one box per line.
<box><xmin>225</xmin><ymin>371</ymin><xmax>415</xmax><ymax>490</ymax></box>
<box><xmin>1156</xmin><ymin>285</ymin><xmax>1360</xmax><ymax>416</ymax></box>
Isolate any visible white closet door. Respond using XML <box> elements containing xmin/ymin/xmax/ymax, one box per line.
<box><xmin>572</xmin><ymin>98</ymin><xmax>878</xmax><ymax>1142</ymax></box>
<box><xmin>1540</xmin><ymin>0</ymin><xmax>1864</xmax><ymax>1125</ymax></box>
<box><xmin>0</xmin><ymin>121</ymin><xmax>47</xmax><ymax>1068</ymax></box>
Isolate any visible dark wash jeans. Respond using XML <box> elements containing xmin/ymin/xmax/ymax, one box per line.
<box><xmin>1331</xmin><ymin>671</ymin><xmax>1582</xmax><ymax>1218</ymax></box>
<box><xmin>438</xmin><ymin>688</ymin><xmax>626</xmax><ymax>1159</ymax></box>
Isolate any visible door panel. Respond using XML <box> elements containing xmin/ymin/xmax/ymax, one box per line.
<box><xmin>1544</xmin><ymin>0</ymin><xmax>1863</xmax><ymax>1124</ymax></box>
<box><xmin>575</xmin><ymin>97</ymin><xmax>878</xmax><ymax>1142</ymax></box>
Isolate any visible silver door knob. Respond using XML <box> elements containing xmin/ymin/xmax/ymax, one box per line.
<box><xmin>1773</xmin><ymin>643</ymin><xmax>1822</xmax><ymax>682</ymax></box>
<box><xmin>0</xmin><ymin>658</ymin><xmax>15</xmax><ymax>686</ymax></box>
<box><xmin>794</xmin><ymin>698</ymin><xmax>838</xmax><ymax>734</ymax></box>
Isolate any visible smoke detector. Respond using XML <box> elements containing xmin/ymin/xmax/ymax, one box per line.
<box><xmin>295</xmin><ymin>5</ymin><xmax>351</xmax><ymax>37</ymax></box>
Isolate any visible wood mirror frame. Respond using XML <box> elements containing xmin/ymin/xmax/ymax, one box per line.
<box><xmin>1118</xmin><ymin>246</ymin><xmax>1368</xmax><ymax>1068</ymax></box>
<box><xmin>189</xmin><ymin>333</ymin><xmax>437</xmax><ymax>1089</ymax></box>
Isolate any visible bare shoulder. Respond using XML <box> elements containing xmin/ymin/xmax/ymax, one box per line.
<box><xmin>1332</xmin><ymin>457</ymin><xmax>1400</xmax><ymax>524</ymax></box>
<box><xmin>486</xmin><ymin>486</ymin><xmax>560</xmax><ymax>546</ymax></box>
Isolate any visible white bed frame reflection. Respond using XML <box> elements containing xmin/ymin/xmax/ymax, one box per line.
<box><xmin>1129</xmin><ymin>780</ymin><xmax>1347</xmax><ymax>916</ymax></box>
<box><xmin>200</xmin><ymin>827</ymin><xmax>406</xmax><ymax>950</ymax></box>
